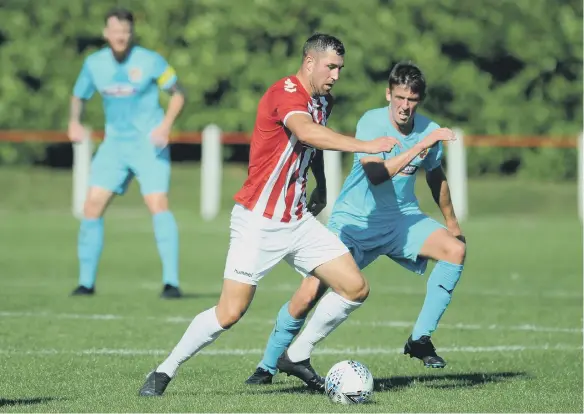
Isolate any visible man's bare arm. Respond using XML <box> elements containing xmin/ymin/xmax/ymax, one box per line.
<box><xmin>360</xmin><ymin>128</ymin><xmax>456</xmax><ymax>186</ymax></box>
<box><xmin>161</xmin><ymin>83</ymin><xmax>186</xmax><ymax>126</ymax></box>
<box><xmin>360</xmin><ymin>143</ymin><xmax>427</xmax><ymax>185</ymax></box>
<box><xmin>286</xmin><ymin>114</ymin><xmax>398</xmax><ymax>154</ymax></box>
<box><xmin>426</xmin><ymin>166</ymin><xmax>458</xmax><ymax>227</ymax></box>
<box><xmin>69</xmin><ymin>96</ymin><xmax>85</xmax><ymax>123</ymax></box>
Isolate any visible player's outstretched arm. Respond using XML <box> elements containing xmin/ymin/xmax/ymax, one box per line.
<box><xmin>286</xmin><ymin>114</ymin><xmax>398</xmax><ymax>154</ymax></box>
<box><xmin>426</xmin><ymin>166</ymin><xmax>464</xmax><ymax>241</ymax></box>
<box><xmin>360</xmin><ymin>144</ymin><xmax>424</xmax><ymax>185</ymax></box>
<box><xmin>360</xmin><ymin>128</ymin><xmax>456</xmax><ymax>185</ymax></box>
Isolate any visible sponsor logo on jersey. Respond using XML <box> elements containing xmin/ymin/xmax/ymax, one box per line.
<box><xmin>101</xmin><ymin>84</ymin><xmax>138</xmax><ymax>97</ymax></box>
<box><xmin>284</xmin><ymin>78</ymin><xmax>297</xmax><ymax>93</ymax></box>
<box><xmin>400</xmin><ymin>164</ymin><xmax>419</xmax><ymax>175</ymax></box>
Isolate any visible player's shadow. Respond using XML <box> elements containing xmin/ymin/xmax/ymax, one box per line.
<box><xmin>374</xmin><ymin>371</ymin><xmax>528</xmax><ymax>391</ymax></box>
<box><xmin>177</xmin><ymin>292</ymin><xmax>220</xmax><ymax>300</ymax></box>
<box><xmin>0</xmin><ymin>397</ymin><xmax>56</xmax><ymax>407</ymax></box>
<box><xmin>251</xmin><ymin>384</ymin><xmax>325</xmax><ymax>395</ymax></box>
<box><xmin>253</xmin><ymin>371</ymin><xmax>527</xmax><ymax>395</ymax></box>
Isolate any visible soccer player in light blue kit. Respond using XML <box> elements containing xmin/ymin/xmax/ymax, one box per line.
<box><xmin>68</xmin><ymin>8</ymin><xmax>186</xmax><ymax>299</ymax></box>
<box><xmin>246</xmin><ymin>62</ymin><xmax>467</xmax><ymax>385</ymax></box>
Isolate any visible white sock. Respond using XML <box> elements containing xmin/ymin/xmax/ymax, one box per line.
<box><xmin>286</xmin><ymin>292</ymin><xmax>362</xmax><ymax>362</ymax></box>
<box><xmin>157</xmin><ymin>306</ymin><xmax>226</xmax><ymax>377</ymax></box>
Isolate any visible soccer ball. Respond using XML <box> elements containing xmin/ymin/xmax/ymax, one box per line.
<box><xmin>325</xmin><ymin>360</ymin><xmax>374</xmax><ymax>404</ymax></box>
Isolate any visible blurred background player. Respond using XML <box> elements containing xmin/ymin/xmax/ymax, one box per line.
<box><xmin>246</xmin><ymin>61</ymin><xmax>465</xmax><ymax>386</ymax></box>
<box><xmin>138</xmin><ymin>33</ymin><xmax>400</xmax><ymax>397</ymax></box>
<box><xmin>68</xmin><ymin>8</ymin><xmax>186</xmax><ymax>298</ymax></box>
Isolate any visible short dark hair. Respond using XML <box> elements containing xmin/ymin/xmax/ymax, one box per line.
<box><xmin>388</xmin><ymin>61</ymin><xmax>426</xmax><ymax>99</ymax></box>
<box><xmin>302</xmin><ymin>33</ymin><xmax>345</xmax><ymax>57</ymax></box>
<box><xmin>104</xmin><ymin>7</ymin><xmax>134</xmax><ymax>25</ymax></box>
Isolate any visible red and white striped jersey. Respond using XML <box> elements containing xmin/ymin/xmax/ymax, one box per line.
<box><xmin>234</xmin><ymin>75</ymin><xmax>333</xmax><ymax>222</ymax></box>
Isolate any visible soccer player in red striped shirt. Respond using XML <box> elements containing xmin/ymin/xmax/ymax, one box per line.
<box><xmin>139</xmin><ymin>33</ymin><xmax>399</xmax><ymax>396</ymax></box>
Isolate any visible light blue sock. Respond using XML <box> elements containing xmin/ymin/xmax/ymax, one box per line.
<box><xmin>153</xmin><ymin>211</ymin><xmax>179</xmax><ymax>287</ymax></box>
<box><xmin>412</xmin><ymin>261</ymin><xmax>464</xmax><ymax>340</ymax></box>
<box><xmin>78</xmin><ymin>218</ymin><xmax>104</xmax><ymax>289</ymax></box>
<box><xmin>258</xmin><ymin>302</ymin><xmax>306</xmax><ymax>375</ymax></box>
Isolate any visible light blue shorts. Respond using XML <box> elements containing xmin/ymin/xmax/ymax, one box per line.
<box><xmin>328</xmin><ymin>213</ymin><xmax>445</xmax><ymax>275</ymax></box>
<box><xmin>89</xmin><ymin>138</ymin><xmax>170</xmax><ymax>195</ymax></box>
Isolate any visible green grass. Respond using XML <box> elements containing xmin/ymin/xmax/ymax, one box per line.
<box><xmin>0</xmin><ymin>165</ymin><xmax>582</xmax><ymax>412</ymax></box>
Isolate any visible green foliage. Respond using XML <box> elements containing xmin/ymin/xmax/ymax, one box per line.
<box><xmin>0</xmin><ymin>142</ymin><xmax>46</xmax><ymax>165</ymax></box>
<box><xmin>0</xmin><ymin>0</ymin><xmax>582</xmax><ymax>177</ymax></box>
<box><xmin>519</xmin><ymin>147</ymin><xmax>579</xmax><ymax>180</ymax></box>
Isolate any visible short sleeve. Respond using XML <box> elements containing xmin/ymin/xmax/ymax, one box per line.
<box><xmin>423</xmin><ymin>142</ymin><xmax>444</xmax><ymax>171</ymax></box>
<box><xmin>274</xmin><ymin>78</ymin><xmax>310</xmax><ymax>126</ymax></box>
<box><xmin>153</xmin><ymin>53</ymin><xmax>178</xmax><ymax>90</ymax></box>
<box><xmin>421</xmin><ymin>123</ymin><xmax>443</xmax><ymax>171</ymax></box>
<box><xmin>354</xmin><ymin>113</ymin><xmax>387</xmax><ymax>161</ymax></box>
<box><xmin>73</xmin><ymin>59</ymin><xmax>96</xmax><ymax>100</ymax></box>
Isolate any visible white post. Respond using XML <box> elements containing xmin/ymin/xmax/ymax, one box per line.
<box><xmin>578</xmin><ymin>132</ymin><xmax>583</xmax><ymax>222</ymax></box>
<box><xmin>321</xmin><ymin>150</ymin><xmax>343</xmax><ymax>223</ymax></box>
<box><xmin>447</xmin><ymin>128</ymin><xmax>468</xmax><ymax>222</ymax></box>
<box><xmin>72</xmin><ymin>127</ymin><xmax>93</xmax><ymax>219</ymax></box>
<box><xmin>201</xmin><ymin>124</ymin><xmax>222</xmax><ymax>221</ymax></box>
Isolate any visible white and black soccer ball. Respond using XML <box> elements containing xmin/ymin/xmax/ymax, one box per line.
<box><xmin>325</xmin><ymin>360</ymin><xmax>374</xmax><ymax>405</ymax></box>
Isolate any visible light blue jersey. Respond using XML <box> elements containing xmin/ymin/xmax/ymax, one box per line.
<box><xmin>73</xmin><ymin>46</ymin><xmax>178</xmax><ymax>195</ymax></box>
<box><xmin>74</xmin><ymin>46</ymin><xmax>177</xmax><ymax>139</ymax></box>
<box><xmin>328</xmin><ymin>107</ymin><xmax>445</xmax><ymax>273</ymax></box>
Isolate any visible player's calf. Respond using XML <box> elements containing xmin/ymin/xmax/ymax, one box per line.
<box><xmin>145</xmin><ymin>192</ymin><xmax>181</xmax><ymax>294</ymax></box>
<box><xmin>289</xmin><ymin>276</ymin><xmax>327</xmax><ymax>318</ymax></box>
<box><xmin>283</xmin><ymin>254</ymin><xmax>368</xmax><ymax>378</ymax></box>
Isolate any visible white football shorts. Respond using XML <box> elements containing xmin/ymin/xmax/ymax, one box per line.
<box><xmin>223</xmin><ymin>203</ymin><xmax>349</xmax><ymax>285</ymax></box>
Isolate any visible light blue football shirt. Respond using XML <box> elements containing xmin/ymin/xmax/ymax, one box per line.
<box><xmin>73</xmin><ymin>46</ymin><xmax>177</xmax><ymax>139</ymax></box>
<box><xmin>329</xmin><ymin>107</ymin><xmax>442</xmax><ymax>242</ymax></box>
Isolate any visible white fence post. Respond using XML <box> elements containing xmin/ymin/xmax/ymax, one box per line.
<box><xmin>72</xmin><ymin>127</ymin><xmax>93</xmax><ymax>219</ymax></box>
<box><xmin>578</xmin><ymin>131</ymin><xmax>583</xmax><ymax>222</ymax></box>
<box><xmin>201</xmin><ymin>124</ymin><xmax>222</xmax><ymax>221</ymax></box>
<box><xmin>321</xmin><ymin>150</ymin><xmax>343</xmax><ymax>223</ymax></box>
<box><xmin>447</xmin><ymin>128</ymin><xmax>468</xmax><ymax>222</ymax></box>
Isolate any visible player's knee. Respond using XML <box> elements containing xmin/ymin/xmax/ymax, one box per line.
<box><xmin>444</xmin><ymin>238</ymin><xmax>466</xmax><ymax>264</ymax></box>
<box><xmin>144</xmin><ymin>193</ymin><xmax>169</xmax><ymax>215</ymax></box>
<box><xmin>83</xmin><ymin>196</ymin><xmax>107</xmax><ymax>218</ymax></box>
<box><xmin>216</xmin><ymin>303</ymin><xmax>247</xmax><ymax>329</ymax></box>
<box><xmin>342</xmin><ymin>275</ymin><xmax>370</xmax><ymax>303</ymax></box>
